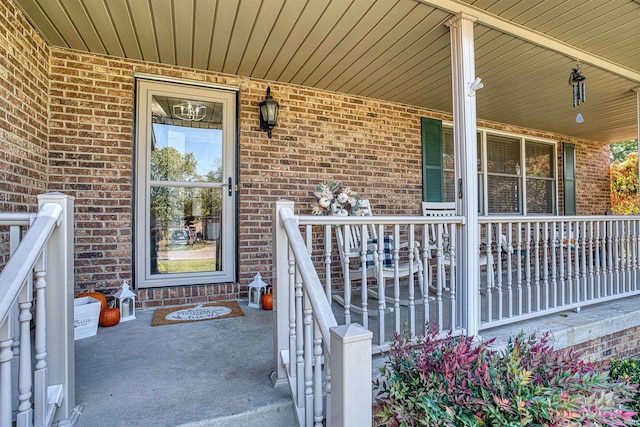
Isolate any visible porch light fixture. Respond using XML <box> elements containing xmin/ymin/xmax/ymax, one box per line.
<box><xmin>569</xmin><ymin>61</ymin><xmax>586</xmax><ymax>123</ymax></box>
<box><xmin>172</xmin><ymin>100</ymin><xmax>207</xmax><ymax>121</ymax></box>
<box><xmin>113</xmin><ymin>280</ymin><xmax>136</xmax><ymax>322</ymax></box>
<box><xmin>248</xmin><ymin>272</ymin><xmax>269</xmax><ymax>309</ymax></box>
<box><xmin>259</xmin><ymin>87</ymin><xmax>278</xmax><ymax>138</ymax></box>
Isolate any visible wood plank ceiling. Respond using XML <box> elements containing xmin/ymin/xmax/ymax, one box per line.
<box><xmin>12</xmin><ymin>0</ymin><xmax>640</xmax><ymax>143</ymax></box>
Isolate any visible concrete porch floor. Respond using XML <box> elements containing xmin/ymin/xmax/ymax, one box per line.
<box><xmin>73</xmin><ymin>294</ymin><xmax>640</xmax><ymax>427</ymax></box>
<box><xmin>74</xmin><ymin>302</ymin><xmax>295</xmax><ymax>427</ymax></box>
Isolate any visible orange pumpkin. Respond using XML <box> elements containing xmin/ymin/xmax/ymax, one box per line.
<box><xmin>99</xmin><ymin>300</ymin><xmax>120</xmax><ymax>327</ymax></box>
<box><xmin>78</xmin><ymin>286</ymin><xmax>107</xmax><ymax>312</ymax></box>
<box><xmin>261</xmin><ymin>288</ymin><xmax>273</xmax><ymax>310</ymax></box>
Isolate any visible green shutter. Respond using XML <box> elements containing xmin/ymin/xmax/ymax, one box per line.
<box><xmin>563</xmin><ymin>142</ymin><xmax>576</xmax><ymax>216</ymax></box>
<box><xmin>421</xmin><ymin>117</ymin><xmax>443</xmax><ymax>202</ymax></box>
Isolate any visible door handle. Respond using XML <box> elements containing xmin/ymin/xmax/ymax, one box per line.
<box><xmin>228</xmin><ymin>177</ymin><xmax>233</xmax><ymax>197</ymax></box>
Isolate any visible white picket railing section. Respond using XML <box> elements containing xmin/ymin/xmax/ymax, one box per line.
<box><xmin>273</xmin><ymin>202</ymin><xmax>373</xmax><ymax>427</ymax></box>
<box><xmin>0</xmin><ymin>194</ymin><xmax>75</xmax><ymax>427</ymax></box>
<box><xmin>273</xmin><ymin>203</ymin><xmax>640</xmax><ymax>426</ymax></box>
<box><xmin>479</xmin><ymin>216</ymin><xmax>640</xmax><ymax>329</ymax></box>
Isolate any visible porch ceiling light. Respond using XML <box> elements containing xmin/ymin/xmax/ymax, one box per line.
<box><xmin>259</xmin><ymin>87</ymin><xmax>278</xmax><ymax>138</ymax></box>
<box><xmin>172</xmin><ymin>100</ymin><xmax>207</xmax><ymax>121</ymax></box>
<box><xmin>569</xmin><ymin>61</ymin><xmax>586</xmax><ymax>123</ymax></box>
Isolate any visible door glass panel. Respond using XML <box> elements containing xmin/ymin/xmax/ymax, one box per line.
<box><xmin>150</xmin><ymin>187</ymin><xmax>223</xmax><ymax>274</ymax></box>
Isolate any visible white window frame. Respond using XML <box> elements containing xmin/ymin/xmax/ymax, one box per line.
<box><xmin>443</xmin><ymin>122</ymin><xmax>558</xmax><ymax>215</ymax></box>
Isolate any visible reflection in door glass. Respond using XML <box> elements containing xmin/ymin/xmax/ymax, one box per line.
<box><xmin>150</xmin><ymin>187</ymin><xmax>223</xmax><ymax>274</ymax></box>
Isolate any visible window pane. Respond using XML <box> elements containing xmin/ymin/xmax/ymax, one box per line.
<box><xmin>477</xmin><ymin>132</ymin><xmax>482</xmax><ymax>172</ymax></box>
<box><xmin>526</xmin><ymin>178</ymin><xmax>553</xmax><ymax>214</ymax></box>
<box><xmin>444</xmin><ymin>171</ymin><xmax>455</xmax><ymax>202</ymax></box>
<box><xmin>150</xmin><ymin>95</ymin><xmax>223</xmax><ymax>183</ymax></box>
<box><xmin>487</xmin><ymin>134</ymin><xmax>520</xmax><ymax>175</ymax></box>
<box><xmin>443</xmin><ymin>128</ymin><xmax>454</xmax><ymax>170</ymax></box>
<box><xmin>150</xmin><ymin>186</ymin><xmax>222</xmax><ymax>274</ymax></box>
<box><xmin>488</xmin><ymin>175</ymin><xmax>520</xmax><ymax>213</ymax></box>
<box><xmin>526</xmin><ymin>141</ymin><xmax>553</xmax><ymax>178</ymax></box>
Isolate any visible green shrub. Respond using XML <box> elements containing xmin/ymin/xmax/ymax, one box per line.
<box><xmin>611</xmin><ymin>359</ymin><xmax>640</xmax><ymax>420</ymax></box>
<box><xmin>375</xmin><ymin>325</ymin><xmax>638</xmax><ymax>426</ymax></box>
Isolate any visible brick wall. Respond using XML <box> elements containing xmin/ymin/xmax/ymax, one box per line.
<box><xmin>0</xmin><ymin>0</ymin><xmax>49</xmax><ymax>264</ymax></box>
<box><xmin>573</xmin><ymin>325</ymin><xmax>640</xmax><ymax>360</ymax></box>
<box><xmin>46</xmin><ymin>47</ymin><xmax>613</xmax><ymax>304</ymax></box>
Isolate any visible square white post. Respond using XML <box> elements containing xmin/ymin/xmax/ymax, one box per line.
<box><xmin>38</xmin><ymin>193</ymin><xmax>75</xmax><ymax>422</ymax></box>
<box><xmin>446</xmin><ymin>13</ymin><xmax>480</xmax><ymax>336</ymax></box>
<box><xmin>272</xmin><ymin>200</ymin><xmax>295</xmax><ymax>386</ymax></box>
<box><xmin>330</xmin><ymin>323</ymin><xmax>373</xmax><ymax>427</ymax></box>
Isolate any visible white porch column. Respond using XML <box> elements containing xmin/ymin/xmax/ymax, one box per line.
<box><xmin>446</xmin><ymin>13</ymin><xmax>480</xmax><ymax>336</ymax></box>
<box><xmin>272</xmin><ymin>199</ymin><xmax>294</xmax><ymax>386</ymax></box>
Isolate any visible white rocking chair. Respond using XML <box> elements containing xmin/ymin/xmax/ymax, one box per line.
<box><xmin>421</xmin><ymin>201</ymin><xmax>493</xmax><ymax>292</ymax></box>
<box><xmin>334</xmin><ymin>199</ymin><xmax>425</xmax><ymax>313</ymax></box>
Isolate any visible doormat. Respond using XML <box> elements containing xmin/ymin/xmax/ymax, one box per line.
<box><xmin>151</xmin><ymin>301</ymin><xmax>245</xmax><ymax>326</ymax></box>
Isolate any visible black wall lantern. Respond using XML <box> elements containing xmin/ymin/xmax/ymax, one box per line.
<box><xmin>259</xmin><ymin>87</ymin><xmax>279</xmax><ymax>138</ymax></box>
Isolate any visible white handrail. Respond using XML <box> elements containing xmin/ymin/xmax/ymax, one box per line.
<box><xmin>279</xmin><ymin>207</ymin><xmax>338</xmax><ymax>347</ymax></box>
<box><xmin>0</xmin><ymin>203</ymin><xmax>62</xmax><ymax>326</ymax></box>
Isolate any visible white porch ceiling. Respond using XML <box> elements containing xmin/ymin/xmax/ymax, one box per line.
<box><xmin>12</xmin><ymin>0</ymin><xmax>640</xmax><ymax>143</ymax></box>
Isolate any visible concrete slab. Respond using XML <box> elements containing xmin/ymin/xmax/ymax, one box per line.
<box><xmin>74</xmin><ymin>303</ymin><xmax>295</xmax><ymax>427</ymax></box>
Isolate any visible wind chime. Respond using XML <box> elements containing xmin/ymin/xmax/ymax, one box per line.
<box><xmin>569</xmin><ymin>61</ymin><xmax>586</xmax><ymax>123</ymax></box>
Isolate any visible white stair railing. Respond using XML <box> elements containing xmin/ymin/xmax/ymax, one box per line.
<box><xmin>273</xmin><ymin>201</ymin><xmax>373</xmax><ymax>427</ymax></box>
<box><xmin>0</xmin><ymin>193</ymin><xmax>75</xmax><ymax>427</ymax></box>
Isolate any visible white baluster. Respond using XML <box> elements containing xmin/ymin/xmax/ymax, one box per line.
<box><xmin>16</xmin><ymin>284</ymin><xmax>33</xmax><ymax>427</ymax></box>
<box><xmin>0</xmin><ymin>321</ymin><xmax>14</xmax><ymax>427</ymax></box>
<box><xmin>541</xmin><ymin>222</ymin><xmax>549</xmax><ymax>310</ymax></box>
<box><xmin>33</xmin><ymin>269</ymin><xmax>48</xmax><ymax>427</ymax></box>
<box><xmin>496</xmin><ymin>223</ymin><xmax>504</xmax><ymax>320</ymax></box>
<box><xmin>588</xmin><ymin>221</ymin><xmax>595</xmax><ymax>300</ymax></box>
<box><xmin>408</xmin><ymin>225</ymin><xmax>416</xmax><ymax>335</ymax></box>
<box><xmin>421</xmin><ymin>224</ymin><xmax>430</xmax><ymax>331</ymax></box>
<box><xmin>313</xmin><ymin>322</ymin><xmax>323</xmax><ymax>427</ymax></box>
<box><xmin>295</xmin><ymin>268</ymin><xmax>304</xmax><ymax>408</ymax></box>
<box><xmin>483</xmin><ymin>223</ymin><xmax>493</xmax><ymax>322</ymax></box>
<box><xmin>359</xmin><ymin>225</ymin><xmax>369</xmax><ymax>329</ymax></box>
<box><xmin>323</xmin><ymin>225</ymin><xmax>332</xmax><ymax>301</ymax></box>
<box><xmin>288</xmin><ymin>247</ymin><xmax>296</xmax><ymax>381</ymax></box>
<box><xmin>342</xmin><ymin>225</ymin><xmax>351</xmax><ymax>325</ymax></box>
<box><xmin>506</xmin><ymin>223</ymin><xmax>513</xmax><ymax>318</ymax></box>
<box><xmin>448</xmin><ymin>225</ymin><xmax>457</xmax><ymax>329</ymax></box>
<box><xmin>303</xmin><ymin>294</ymin><xmax>313</xmax><ymax>427</ymax></box>
<box><xmin>550</xmin><ymin>222</ymin><xmax>558</xmax><ymax>308</ymax></box>
<box><xmin>393</xmin><ymin>224</ymin><xmax>400</xmax><ymax>330</ymax></box>
<box><xmin>376</xmin><ymin>224</ymin><xmax>385</xmax><ymax>344</ymax></box>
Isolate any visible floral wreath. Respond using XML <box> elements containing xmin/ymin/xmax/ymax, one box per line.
<box><xmin>311</xmin><ymin>182</ymin><xmax>360</xmax><ymax>216</ymax></box>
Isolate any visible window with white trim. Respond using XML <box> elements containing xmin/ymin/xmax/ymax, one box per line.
<box><xmin>438</xmin><ymin>126</ymin><xmax>557</xmax><ymax>215</ymax></box>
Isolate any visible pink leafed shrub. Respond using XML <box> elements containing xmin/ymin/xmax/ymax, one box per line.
<box><xmin>375</xmin><ymin>325</ymin><xmax>638</xmax><ymax>426</ymax></box>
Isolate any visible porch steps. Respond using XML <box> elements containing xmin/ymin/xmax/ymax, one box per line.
<box><xmin>175</xmin><ymin>401</ymin><xmax>297</xmax><ymax>427</ymax></box>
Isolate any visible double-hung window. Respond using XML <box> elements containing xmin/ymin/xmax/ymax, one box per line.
<box><xmin>424</xmin><ymin>118</ymin><xmax>557</xmax><ymax>215</ymax></box>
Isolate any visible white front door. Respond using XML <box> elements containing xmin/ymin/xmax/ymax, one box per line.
<box><xmin>134</xmin><ymin>79</ymin><xmax>236</xmax><ymax>288</ymax></box>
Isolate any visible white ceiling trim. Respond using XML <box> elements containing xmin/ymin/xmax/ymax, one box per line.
<box><xmin>417</xmin><ymin>0</ymin><xmax>640</xmax><ymax>83</ymax></box>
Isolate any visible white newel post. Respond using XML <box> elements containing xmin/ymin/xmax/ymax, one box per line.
<box><xmin>330</xmin><ymin>324</ymin><xmax>372</xmax><ymax>427</ymax></box>
<box><xmin>272</xmin><ymin>200</ymin><xmax>295</xmax><ymax>386</ymax></box>
<box><xmin>38</xmin><ymin>193</ymin><xmax>75</xmax><ymax>422</ymax></box>
<box><xmin>446</xmin><ymin>13</ymin><xmax>480</xmax><ymax>336</ymax></box>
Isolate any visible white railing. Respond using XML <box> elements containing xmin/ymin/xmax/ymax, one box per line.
<box><xmin>0</xmin><ymin>194</ymin><xmax>75</xmax><ymax>427</ymax></box>
<box><xmin>479</xmin><ymin>216</ymin><xmax>640</xmax><ymax>330</ymax></box>
<box><xmin>273</xmin><ymin>201</ymin><xmax>373</xmax><ymax>427</ymax></box>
